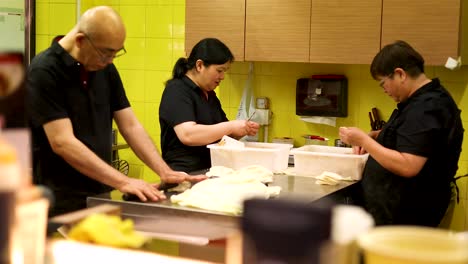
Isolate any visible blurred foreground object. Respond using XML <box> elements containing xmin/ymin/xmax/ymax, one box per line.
<box><xmin>357</xmin><ymin>226</ymin><xmax>468</xmax><ymax>264</ymax></box>
<box><xmin>0</xmin><ymin>52</ymin><xmax>27</xmax><ymax>128</ymax></box>
<box><xmin>0</xmin><ymin>53</ymin><xmax>24</xmax><ymax>97</ymax></box>
<box><xmin>240</xmin><ymin>198</ymin><xmax>333</xmax><ymax>264</ymax></box>
<box><xmin>15</xmin><ymin>197</ymin><xmax>49</xmax><ymax>264</ymax></box>
<box><xmin>331</xmin><ymin>205</ymin><xmax>374</xmax><ymax>264</ymax></box>
<box><xmin>51</xmin><ymin>204</ymin><xmax>146</xmax><ymax>249</ymax></box>
<box><xmin>0</xmin><ymin>136</ymin><xmax>22</xmax><ymax>263</ymax></box>
<box><xmin>0</xmin><ymin>135</ymin><xmax>50</xmax><ymax>264</ymax></box>
<box><xmin>46</xmin><ymin>240</ymin><xmax>213</xmax><ymax>264</ymax></box>
<box><xmin>68</xmin><ymin>213</ymin><xmax>147</xmax><ymax>248</ymax></box>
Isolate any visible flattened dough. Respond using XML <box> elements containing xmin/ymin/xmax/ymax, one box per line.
<box><xmin>171</xmin><ymin>165</ymin><xmax>280</xmax><ymax>215</ymax></box>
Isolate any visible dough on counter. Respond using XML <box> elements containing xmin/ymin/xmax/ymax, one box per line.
<box><xmin>171</xmin><ymin>168</ymin><xmax>280</xmax><ymax>215</ymax></box>
<box><xmin>206</xmin><ymin>165</ymin><xmax>235</xmax><ymax>177</ymax></box>
<box><xmin>315</xmin><ymin>171</ymin><xmax>353</xmax><ymax>185</ymax></box>
<box><xmin>235</xmin><ymin>165</ymin><xmax>274</xmax><ymax>183</ymax></box>
<box><xmin>206</xmin><ymin>165</ymin><xmax>274</xmax><ymax>183</ymax></box>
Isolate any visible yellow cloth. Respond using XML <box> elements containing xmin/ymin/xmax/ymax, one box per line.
<box><xmin>68</xmin><ymin>213</ymin><xmax>147</xmax><ymax>248</ymax></box>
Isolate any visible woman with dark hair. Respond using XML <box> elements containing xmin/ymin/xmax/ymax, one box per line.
<box><xmin>159</xmin><ymin>38</ymin><xmax>259</xmax><ymax>173</ymax></box>
<box><xmin>339</xmin><ymin>40</ymin><xmax>463</xmax><ymax>227</ymax></box>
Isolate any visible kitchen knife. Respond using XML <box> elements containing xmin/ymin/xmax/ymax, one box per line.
<box><xmin>369</xmin><ymin>112</ymin><xmax>375</xmax><ymax>130</ymax></box>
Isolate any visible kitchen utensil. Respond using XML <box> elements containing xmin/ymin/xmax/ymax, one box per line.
<box><xmin>247</xmin><ymin>110</ymin><xmax>256</xmax><ymax>121</ymax></box>
<box><xmin>369</xmin><ymin>107</ymin><xmax>386</xmax><ymax>130</ymax></box>
<box><xmin>303</xmin><ymin>135</ymin><xmax>326</xmax><ymax>141</ymax></box>
<box><xmin>371</xmin><ymin>107</ymin><xmax>380</xmax><ymax>122</ymax></box>
<box><xmin>368</xmin><ymin>112</ymin><xmax>375</xmax><ymax>130</ymax></box>
<box><xmin>303</xmin><ymin>135</ymin><xmax>329</xmax><ymax>146</ymax></box>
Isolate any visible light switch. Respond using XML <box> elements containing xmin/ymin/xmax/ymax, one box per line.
<box><xmin>256</xmin><ymin>97</ymin><xmax>269</xmax><ymax>109</ymax></box>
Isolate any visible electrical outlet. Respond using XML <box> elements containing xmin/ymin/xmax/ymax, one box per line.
<box><xmin>256</xmin><ymin>109</ymin><xmax>270</xmax><ymax>125</ymax></box>
<box><xmin>256</xmin><ymin>97</ymin><xmax>269</xmax><ymax>109</ymax></box>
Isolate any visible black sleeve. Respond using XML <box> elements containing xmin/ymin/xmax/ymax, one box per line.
<box><xmin>26</xmin><ymin>66</ymin><xmax>69</xmax><ymax>127</ymax></box>
<box><xmin>159</xmin><ymin>80</ymin><xmax>196</xmax><ymax>127</ymax></box>
<box><xmin>108</xmin><ymin>64</ymin><xmax>130</xmax><ymax>112</ymax></box>
<box><xmin>396</xmin><ymin>100</ymin><xmax>444</xmax><ymax>157</ymax></box>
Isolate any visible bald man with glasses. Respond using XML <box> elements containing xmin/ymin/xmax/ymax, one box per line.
<box><xmin>26</xmin><ymin>6</ymin><xmax>206</xmax><ymax>216</ymax></box>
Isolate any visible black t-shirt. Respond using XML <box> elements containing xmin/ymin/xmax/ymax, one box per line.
<box><xmin>26</xmin><ymin>42</ymin><xmax>130</xmax><ymax>214</ymax></box>
<box><xmin>362</xmin><ymin>78</ymin><xmax>464</xmax><ymax>226</ymax></box>
<box><xmin>159</xmin><ymin>76</ymin><xmax>228</xmax><ymax>173</ymax></box>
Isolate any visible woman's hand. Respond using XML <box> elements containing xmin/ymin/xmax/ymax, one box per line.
<box><xmin>339</xmin><ymin>127</ymin><xmax>370</xmax><ymax>154</ymax></box>
<box><xmin>348</xmin><ymin>130</ymin><xmax>381</xmax><ymax>154</ymax></box>
<box><xmin>230</xmin><ymin>120</ymin><xmax>260</xmax><ymax>137</ymax></box>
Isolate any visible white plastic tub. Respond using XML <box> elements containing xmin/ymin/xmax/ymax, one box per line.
<box><xmin>207</xmin><ymin>142</ymin><xmax>292</xmax><ymax>173</ymax></box>
<box><xmin>290</xmin><ymin>145</ymin><xmax>368</xmax><ymax>180</ymax></box>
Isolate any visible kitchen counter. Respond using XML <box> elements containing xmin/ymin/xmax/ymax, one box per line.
<box><xmin>85</xmin><ymin>175</ymin><xmax>357</xmax><ymax>263</ymax></box>
<box><xmin>87</xmin><ymin>174</ymin><xmax>356</xmax><ymax>238</ymax></box>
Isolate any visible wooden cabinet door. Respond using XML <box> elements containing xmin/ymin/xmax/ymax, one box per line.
<box><xmin>245</xmin><ymin>0</ymin><xmax>311</xmax><ymax>62</ymax></box>
<box><xmin>382</xmin><ymin>0</ymin><xmax>461</xmax><ymax>65</ymax></box>
<box><xmin>309</xmin><ymin>0</ymin><xmax>381</xmax><ymax>64</ymax></box>
<box><xmin>185</xmin><ymin>0</ymin><xmax>246</xmax><ymax>60</ymax></box>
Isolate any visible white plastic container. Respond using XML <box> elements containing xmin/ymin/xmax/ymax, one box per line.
<box><xmin>290</xmin><ymin>145</ymin><xmax>368</xmax><ymax>180</ymax></box>
<box><xmin>207</xmin><ymin>142</ymin><xmax>292</xmax><ymax>173</ymax></box>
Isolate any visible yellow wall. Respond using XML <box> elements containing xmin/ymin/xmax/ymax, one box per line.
<box><xmin>37</xmin><ymin>0</ymin><xmax>468</xmax><ymax>231</ymax></box>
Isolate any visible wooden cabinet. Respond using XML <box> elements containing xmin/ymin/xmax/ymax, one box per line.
<box><xmin>381</xmin><ymin>0</ymin><xmax>461</xmax><ymax>65</ymax></box>
<box><xmin>245</xmin><ymin>0</ymin><xmax>311</xmax><ymax>62</ymax></box>
<box><xmin>186</xmin><ymin>0</ymin><xmax>464</xmax><ymax>65</ymax></box>
<box><xmin>185</xmin><ymin>0</ymin><xmax>245</xmax><ymax>60</ymax></box>
<box><xmin>309</xmin><ymin>0</ymin><xmax>382</xmax><ymax>64</ymax></box>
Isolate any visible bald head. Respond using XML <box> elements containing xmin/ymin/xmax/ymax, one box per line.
<box><xmin>77</xmin><ymin>6</ymin><xmax>126</xmax><ymax>42</ymax></box>
<box><xmin>57</xmin><ymin>6</ymin><xmax>127</xmax><ymax>70</ymax></box>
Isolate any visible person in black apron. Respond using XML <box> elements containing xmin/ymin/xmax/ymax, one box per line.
<box><xmin>339</xmin><ymin>40</ymin><xmax>464</xmax><ymax>226</ymax></box>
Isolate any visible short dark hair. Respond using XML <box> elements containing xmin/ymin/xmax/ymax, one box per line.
<box><xmin>370</xmin><ymin>40</ymin><xmax>425</xmax><ymax>79</ymax></box>
<box><xmin>171</xmin><ymin>38</ymin><xmax>234</xmax><ymax>80</ymax></box>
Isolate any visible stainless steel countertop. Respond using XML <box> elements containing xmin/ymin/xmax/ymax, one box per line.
<box><xmin>87</xmin><ymin>174</ymin><xmax>357</xmax><ymax>240</ymax></box>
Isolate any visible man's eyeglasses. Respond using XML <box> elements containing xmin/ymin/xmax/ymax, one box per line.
<box><xmin>83</xmin><ymin>33</ymin><xmax>126</xmax><ymax>62</ymax></box>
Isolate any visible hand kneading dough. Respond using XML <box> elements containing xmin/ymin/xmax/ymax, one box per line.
<box><xmin>171</xmin><ymin>168</ymin><xmax>280</xmax><ymax>215</ymax></box>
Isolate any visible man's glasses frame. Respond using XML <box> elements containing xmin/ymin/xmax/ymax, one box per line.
<box><xmin>83</xmin><ymin>33</ymin><xmax>126</xmax><ymax>62</ymax></box>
